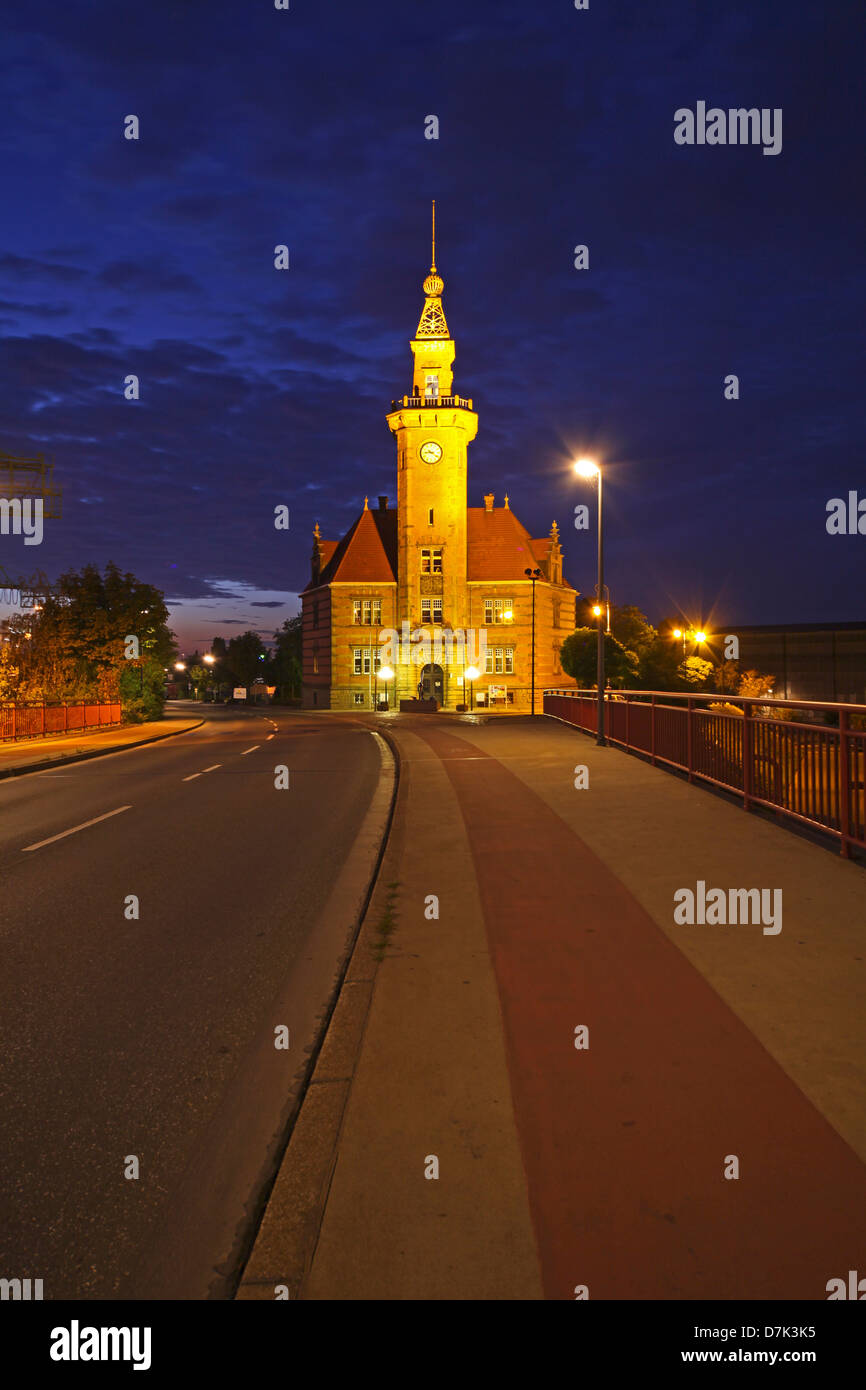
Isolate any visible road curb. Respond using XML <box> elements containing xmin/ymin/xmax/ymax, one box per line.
<box><xmin>235</xmin><ymin>728</ymin><xmax>401</xmax><ymax>1301</ymax></box>
<box><xmin>0</xmin><ymin>718</ymin><xmax>206</xmax><ymax>780</ymax></box>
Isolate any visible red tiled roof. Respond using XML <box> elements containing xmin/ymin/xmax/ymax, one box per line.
<box><xmin>318</xmin><ymin>506</ymin><xmax>397</xmax><ymax>584</ymax></box>
<box><xmin>467</xmin><ymin>507</ymin><xmax>549</xmax><ymax>580</ymax></box>
<box><xmin>308</xmin><ymin>503</ymin><xmax>574</xmax><ymax>590</ymax></box>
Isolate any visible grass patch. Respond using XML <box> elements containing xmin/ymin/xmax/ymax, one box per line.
<box><xmin>371</xmin><ymin>880</ymin><xmax>400</xmax><ymax>961</ymax></box>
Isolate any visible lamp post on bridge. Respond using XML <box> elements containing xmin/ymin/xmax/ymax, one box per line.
<box><xmin>574</xmin><ymin>458</ymin><xmax>606</xmax><ymax>746</ymax></box>
<box><xmin>524</xmin><ymin>567</ymin><xmax>542</xmax><ymax>716</ymax></box>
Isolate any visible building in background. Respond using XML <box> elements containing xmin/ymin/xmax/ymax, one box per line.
<box><xmin>730</xmin><ymin>623</ymin><xmax>866</xmax><ymax>703</ymax></box>
<box><xmin>301</xmin><ymin>222</ymin><xmax>577</xmax><ymax>711</ymax></box>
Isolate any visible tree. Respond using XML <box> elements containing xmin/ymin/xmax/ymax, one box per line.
<box><xmin>712</xmin><ymin>660</ymin><xmax>741</xmax><ymax>694</ymax></box>
<box><xmin>225</xmin><ymin>630</ymin><xmax>267</xmax><ymax>687</ymax></box>
<box><xmin>11</xmin><ymin>563</ymin><xmax>175</xmax><ymax>719</ymax></box>
<box><xmin>272</xmin><ymin>614</ymin><xmax>302</xmax><ymax>701</ymax></box>
<box><xmin>611</xmin><ymin>605</ymin><xmax>658</xmax><ymax>661</ymax></box>
<box><xmin>677</xmin><ymin>655</ymin><xmax>714</xmax><ymax>688</ymax></box>
<box><xmin>188</xmin><ymin>664</ymin><xmax>208</xmax><ymax>700</ymax></box>
<box><xmin>559</xmin><ymin>628</ymin><xmax>640</xmax><ymax>688</ymax></box>
<box><xmin>0</xmin><ymin>641</ymin><xmax>20</xmax><ymax>702</ymax></box>
<box><xmin>737</xmin><ymin>669</ymin><xmax>776</xmax><ymax>698</ymax></box>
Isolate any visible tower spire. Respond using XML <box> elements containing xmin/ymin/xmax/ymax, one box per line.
<box><xmin>416</xmin><ymin>204</ymin><xmax>448</xmax><ymax>338</ymax></box>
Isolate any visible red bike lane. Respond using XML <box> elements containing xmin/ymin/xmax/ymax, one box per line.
<box><xmin>414</xmin><ymin>723</ymin><xmax>866</xmax><ymax>1300</ymax></box>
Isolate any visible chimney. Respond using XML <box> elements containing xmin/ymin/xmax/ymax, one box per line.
<box><xmin>378</xmin><ymin>495</ymin><xmax>389</xmax><ymax>510</ymax></box>
<box><xmin>484</xmin><ymin>493</ymin><xmax>494</xmax><ymax>513</ymax></box>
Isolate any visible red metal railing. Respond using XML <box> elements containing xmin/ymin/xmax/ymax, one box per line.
<box><xmin>0</xmin><ymin>702</ymin><xmax>123</xmax><ymax>742</ymax></box>
<box><xmin>543</xmin><ymin>689</ymin><xmax>866</xmax><ymax>858</ymax></box>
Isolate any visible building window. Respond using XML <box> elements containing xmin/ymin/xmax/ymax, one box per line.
<box><xmin>353</xmin><ymin>597</ymin><xmax>383</xmax><ymax>625</ymax></box>
<box><xmin>353</xmin><ymin>692</ymin><xmax>364</xmax><ymax>705</ymax></box>
<box><xmin>353</xmin><ymin>648</ymin><xmax>381</xmax><ymax>675</ymax></box>
<box><xmin>485</xmin><ymin>647</ymin><xmax>514</xmax><ymax>674</ymax></box>
<box><xmin>313</xmin><ymin>646</ymin><xmax>319</xmax><ymax>674</ymax></box>
<box><xmin>421</xmin><ymin>597</ymin><xmax>443</xmax><ymax>625</ymax></box>
<box><xmin>425</xmin><ymin>373</ymin><xmax>439</xmax><ymax>398</ymax></box>
<box><xmin>313</xmin><ymin>599</ymin><xmax>320</xmax><ymax>629</ymax></box>
<box><xmin>420</xmin><ymin>547</ymin><xmax>443</xmax><ymax>575</ymax></box>
<box><xmin>353</xmin><ymin>598</ymin><xmax>382</xmax><ymax>625</ymax></box>
<box><xmin>428</xmin><ymin>507</ymin><xmax>434</xmax><ymax>525</ymax></box>
<box><xmin>484</xmin><ymin>597</ymin><xmax>514</xmax><ymax>625</ymax></box>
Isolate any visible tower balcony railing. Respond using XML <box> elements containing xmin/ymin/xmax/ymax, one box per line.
<box><xmin>389</xmin><ymin>394</ymin><xmax>474</xmax><ymax>410</ymax></box>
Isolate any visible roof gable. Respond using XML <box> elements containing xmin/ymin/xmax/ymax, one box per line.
<box><xmin>467</xmin><ymin>506</ymin><xmax>547</xmax><ymax>580</ymax></box>
<box><xmin>319</xmin><ymin>506</ymin><xmax>397</xmax><ymax>584</ymax></box>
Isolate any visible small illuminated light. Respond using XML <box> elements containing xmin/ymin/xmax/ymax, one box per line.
<box><xmin>695</xmin><ymin>631</ymin><xmax>706</xmax><ymax>644</ymax></box>
<box><xmin>465</xmin><ymin>665</ymin><xmax>480</xmax><ymax>681</ymax></box>
<box><xmin>672</xmin><ymin>628</ymin><xmax>682</xmax><ymax>639</ymax></box>
<box><xmin>503</xmin><ymin>609</ymin><xmax>513</xmax><ymax>621</ymax></box>
<box><xmin>174</xmin><ymin>661</ymin><xmax>186</xmax><ymax>671</ymax></box>
<box><xmin>592</xmin><ymin>605</ymin><xmax>602</xmax><ymax>617</ymax></box>
<box><xmin>203</xmin><ymin>654</ymin><xmax>215</xmax><ymax>665</ymax></box>
<box><xmin>573</xmin><ymin>457</ymin><xmax>599</xmax><ymax>478</ymax></box>
<box><xmin>379</xmin><ymin>665</ymin><xmax>394</xmax><ymax>681</ymax></box>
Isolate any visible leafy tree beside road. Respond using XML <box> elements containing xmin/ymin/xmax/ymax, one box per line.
<box><xmin>559</xmin><ymin>628</ymin><xmax>640</xmax><ymax>688</ymax></box>
<box><xmin>3</xmin><ymin>562</ymin><xmax>175</xmax><ymax>721</ymax></box>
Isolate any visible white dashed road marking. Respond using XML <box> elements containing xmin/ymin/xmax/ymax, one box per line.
<box><xmin>241</xmin><ymin>746</ymin><xmax>259</xmax><ymax>756</ymax></box>
<box><xmin>22</xmin><ymin>805</ymin><xmax>132</xmax><ymax>852</ymax></box>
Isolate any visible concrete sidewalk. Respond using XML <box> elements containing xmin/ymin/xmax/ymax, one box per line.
<box><xmin>0</xmin><ymin>706</ymin><xmax>204</xmax><ymax>777</ymax></box>
<box><xmin>238</xmin><ymin>714</ymin><xmax>866</xmax><ymax>1301</ymax></box>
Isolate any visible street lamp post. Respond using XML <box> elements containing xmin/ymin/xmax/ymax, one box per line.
<box><xmin>465</xmin><ymin>664</ymin><xmax>480</xmax><ymax>712</ymax></box>
<box><xmin>378</xmin><ymin>665</ymin><xmax>394</xmax><ymax>711</ymax></box>
<box><xmin>523</xmin><ymin>567</ymin><xmax>542</xmax><ymax>715</ymax></box>
<box><xmin>574</xmin><ymin>459</ymin><xmax>606</xmax><ymax>746</ymax></box>
<box><xmin>202</xmin><ymin>652</ymin><xmax>215</xmax><ymax>702</ymax></box>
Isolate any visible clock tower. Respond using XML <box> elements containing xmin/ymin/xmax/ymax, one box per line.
<box><xmin>386</xmin><ymin>204</ymin><xmax>478</xmax><ymax>701</ymax></box>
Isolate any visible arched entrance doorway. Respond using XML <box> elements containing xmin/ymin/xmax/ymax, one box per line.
<box><xmin>419</xmin><ymin>663</ymin><xmax>444</xmax><ymax>706</ymax></box>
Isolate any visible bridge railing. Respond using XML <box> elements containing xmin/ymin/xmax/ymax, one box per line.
<box><xmin>0</xmin><ymin>702</ymin><xmax>123</xmax><ymax>742</ymax></box>
<box><xmin>543</xmin><ymin>688</ymin><xmax>866</xmax><ymax>858</ymax></box>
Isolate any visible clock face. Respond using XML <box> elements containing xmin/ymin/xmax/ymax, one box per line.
<box><xmin>420</xmin><ymin>440</ymin><xmax>443</xmax><ymax>464</ymax></box>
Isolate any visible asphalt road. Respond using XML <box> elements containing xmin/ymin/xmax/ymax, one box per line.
<box><xmin>0</xmin><ymin>705</ymin><xmax>384</xmax><ymax>1299</ymax></box>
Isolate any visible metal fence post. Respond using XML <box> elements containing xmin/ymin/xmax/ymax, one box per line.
<box><xmin>651</xmin><ymin>694</ymin><xmax>656</xmax><ymax>766</ymax></box>
<box><xmin>687</xmin><ymin>697</ymin><xmax>694</xmax><ymax>782</ymax></box>
<box><xmin>839</xmin><ymin>707</ymin><xmax>851</xmax><ymax>859</ymax></box>
<box><xmin>742</xmin><ymin>700</ymin><xmax>753</xmax><ymax>812</ymax></box>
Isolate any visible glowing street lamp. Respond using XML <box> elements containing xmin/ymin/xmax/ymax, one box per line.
<box><xmin>465</xmin><ymin>664</ymin><xmax>480</xmax><ymax>711</ymax></box>
<box><xmin>174</xmin><ymin>662</ymin><xmax>186</xmax><ymax>672</ymax></box>
<box><xmin>378</xmin><ymin>664</ymin><xmax>394</xmax><ymax>711</ymax></box>
<box><xmin>573</xmin><ymin>457</ymin><xmax>606</xmax><ymax>745</ymax></box>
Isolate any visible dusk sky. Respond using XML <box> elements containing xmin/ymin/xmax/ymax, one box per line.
<box><xmin>1</xmin><ymin>0</ymin><xmax>862</xmax><ymax>652</ymax></box>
